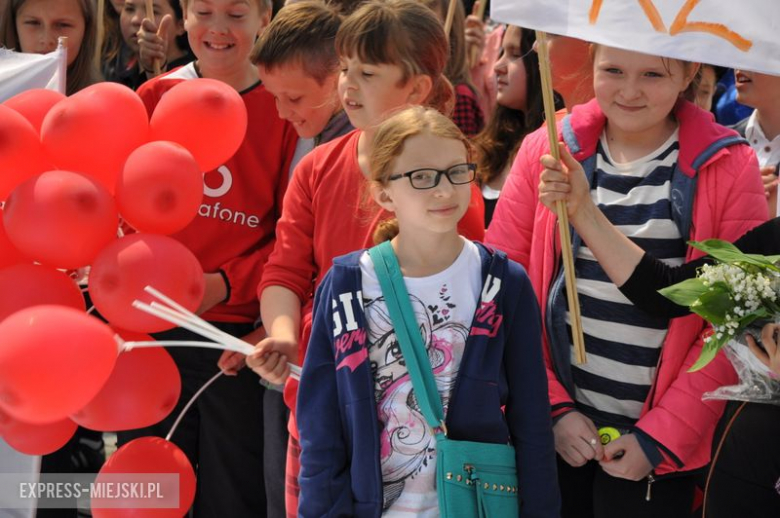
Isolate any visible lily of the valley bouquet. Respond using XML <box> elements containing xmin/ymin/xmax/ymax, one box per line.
<box><xmin>660</xmin><ymin>239</ymin><xmax>780</xmax><ymax>404</ymax></box>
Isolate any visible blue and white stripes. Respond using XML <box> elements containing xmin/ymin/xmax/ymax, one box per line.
<box><xmin>567</xmin><ymin>130</ymin><xmax>686</xmax><ymax>428</ymax></box>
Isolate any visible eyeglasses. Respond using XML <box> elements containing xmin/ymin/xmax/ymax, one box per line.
<box><xmin>387</xmin><ymin>163</ymin><xmax>477</xmax><ymax>190</ymax></box>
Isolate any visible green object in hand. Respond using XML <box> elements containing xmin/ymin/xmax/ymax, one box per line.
<box><xmin>598</xmin><ymin>427</ymin><xmax>621</xmax><ymax>445</ymax></box>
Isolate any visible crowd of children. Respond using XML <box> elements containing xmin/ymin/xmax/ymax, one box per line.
<box><xmin>1</xmin><ymin>0</ymin><xmax>779</xmax><ymax>517</ymax></box>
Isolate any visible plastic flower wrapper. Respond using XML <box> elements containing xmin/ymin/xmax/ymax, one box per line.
<box><xmin>659</xmin><ymin>239</ymin><xmax>780</xmax><ymax>403</ymax></box>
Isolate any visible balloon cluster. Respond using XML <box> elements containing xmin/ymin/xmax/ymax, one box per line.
<box><xmin>0</xmin><ymin>80</ymin><xmax>247</xmax><ymax>517</ymax></box>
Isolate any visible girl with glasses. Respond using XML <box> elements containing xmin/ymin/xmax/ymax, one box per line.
<box><xmin>296</xmin><ymin>105</ymin><xmax>560</xmax><ymax>517</ymax></box>
<box><xmin>246</xmin><ymin>2</ymin><xmax>485</xmax><ymax>514</ymax></box>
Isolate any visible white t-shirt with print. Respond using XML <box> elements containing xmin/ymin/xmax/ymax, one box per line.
<box><xmin>359</xmin><ymin>239</ymin><xmax>481</xmax><ymax>517</ymax></box>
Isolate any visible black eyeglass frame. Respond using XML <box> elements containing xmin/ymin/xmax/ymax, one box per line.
<box><xmin>387</xmin><ymin>163</ymin><xmax>477</xmax><ymax>190</ymax></box>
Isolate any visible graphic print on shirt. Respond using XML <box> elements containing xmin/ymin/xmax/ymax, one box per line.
<box><xmin>363</xmin><ymin>285</ymin><xmax>468</xmax><ymax>511</ymax></box>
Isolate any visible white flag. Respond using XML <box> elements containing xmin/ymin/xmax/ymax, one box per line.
<box><xmin>0</xmin><ymin>42</ymin><xmax>67</xmax><ymax>102</ymax></box>
<box><xmin>491</xmin><ymin>0</ymin><xmax>780</xmax><ymax>76</ymax></box>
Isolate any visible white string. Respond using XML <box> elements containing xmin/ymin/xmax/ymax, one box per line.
<box><xmin>165</xmin><ymin>370</ymin><xmax>223</xmax><ymax>442</ymax></box>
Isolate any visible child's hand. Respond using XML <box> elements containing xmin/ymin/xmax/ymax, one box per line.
<box><xmin>553</xmin><ymin>411</ymin><xmax>604</xmax><ymax>467</ymax></box>
<box><xmin>218</xmin><ymin>350</ymin><xmax>246</xmax><ymax>376</ymax></box>
<box><xmin>760</xmin><ymin>165</ymin><xmax>778</xmax><ymax>217</ymax></box>
<box><xmin>247</xmin><ymin>337</ymin><xmax>298</xmax><ymax>385</ymax></box>
<box><xmin>216</xmin><ymin>327</ymin><xmax>267</xmax><ymax>376</ymax></box>
<box><xmin>538</xmin><ymin>144</ymin><xmax>591</xmax><ymax>221</ymax></box>
<box><xmin>746</xmin><ymin>323</ymin><xmax>780</xmax><ymax>378</ymax></box>
<box><xmin>760</xmin><ymin>165</ymin><xmax>778</xmax><ymax>199</ymax></box>
<box><xmin>599</xmin><ymin>434</ymin><xmax>653</xmax><ymax>481</ymax></box>
<box><xmin>464</xmin><ymin>3</ymin><xmax>486</xmax><ymax>69</ymax></box>
<box><xmin>138</xmin><ymin>14</ymin><xmax>172</xmax><ymax>75</ymax></box>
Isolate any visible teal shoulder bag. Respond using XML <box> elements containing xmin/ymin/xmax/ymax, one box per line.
<box><xmin>368</xmin><ymin>241</ymin><xmax>520</xmax><ymax>518</ymax></box>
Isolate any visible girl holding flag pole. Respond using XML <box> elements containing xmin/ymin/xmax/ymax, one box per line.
<box><xmin>486</xmin><ymin>40</ymin><xmax>767</xmax><ymax>516</ymax></box>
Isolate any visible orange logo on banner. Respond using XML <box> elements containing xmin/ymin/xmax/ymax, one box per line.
<box><xmin>589</xmin><ymin>0</ymin><xmax>752</xmax><ymax>51</ymax></box>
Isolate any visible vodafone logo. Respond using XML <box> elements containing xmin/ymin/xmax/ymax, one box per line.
<box><xmin>203</xmin><ymin>166</ymin><xmax>233</xmax><ymax>198</ymax></box>
<box><xmin>198</xmin><ymin>166</ymin><xmax>261</xmax><ymax>228</ymax></box>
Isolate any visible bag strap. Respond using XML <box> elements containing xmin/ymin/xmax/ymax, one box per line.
<box><xmin>368</xmin><ymin>241</ymin><xmax>447</xmax><ymax>434</ymax></box>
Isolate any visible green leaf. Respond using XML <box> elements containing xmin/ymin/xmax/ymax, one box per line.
<box><xmin>689</xmin><ymin>239</ymin><xmax>780</xmax><ymax>271</ymax></box>
<box><xmin>688</xmin><ymin>332</ymin><xmax>730</xmax><ymax>372</ymax></box>
<box><xmin>737</xmin><ymin>312</ymin><xmax>764</xmax><ymax>329</ymax></box>
<box><xmin>689</xmin><ymin>285</ymin><xmax>732</xmax><ymax>325</ymax></box>
<box><xmin>658</xmin><ymin>278</ymin><xmax>709</xmax><ymax>306</ymax></box>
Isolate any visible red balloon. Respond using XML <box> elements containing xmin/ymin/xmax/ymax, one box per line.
<box><xmin>72</xmin><ymin>335</ymin><xmax>181</xmax><ymax>431</ymax></box>
<box><xmin>0</xmin><ymin>263</ymin><xmax>84</xmax><ymax>322</ymax></box>
<box><xmin>116</xmin><ymin>141</ymin><xmax>203</xmax><ymax>235</ymax></box>
<box><xmin>89</xmin><ymin>234</ymin><xmax>205</xmax><ymax>333</ymax></box>
<box><xmin>0</xmin><ymin>104</ymin><xmax>53</xmax><ymax>201</ymax></box>
<box><xmin>149</xmin><ymin>78</ymin><xmax>247</xmax><ymax>172</ymax></box>
<box><xmin>92</xmin><ymin>437</ymin><xmax>196</xmax><ymax>518</ymax></box>
<box><xmin>4</xmin><ymin>88</ymin><xmax>66</xmax><ymax>133</ymax></box>
<box><xmin>0</xmin><ymin>306</ymin><xmax>118</xmax><ymax>424</ymax></box>
<box><xmin>41</xmin><ymin>82</ymin><xmax>149</xmax><ymax>191</ymax></box>
<box><xmin>0</xmin><ymin>408</ymin><xmax>77</xmax><ymax>455</ymax></box>
<box><xmin>0</xmin><ymin>208</ymin><xmax>27</xmax><ymax>269</ymax></box>
<box><xmin>3</xmin><ymin>170</ymin><xmax>119</xmax><ymax>269</ymax></box>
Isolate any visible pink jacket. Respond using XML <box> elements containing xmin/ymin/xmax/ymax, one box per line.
<box><xmin>485</xmin><ymin>99</ymin><xmax>768</xmax><ymax>475</ymax></box>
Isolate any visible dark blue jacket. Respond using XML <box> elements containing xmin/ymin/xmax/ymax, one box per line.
<box><xmin>297</xmin><ymin>242</ymin><xmax>561</xmax><ymax>517</ymax></box>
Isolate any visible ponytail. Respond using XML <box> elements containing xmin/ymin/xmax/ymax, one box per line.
<box><xmin>372</xmin><ymin>218</ymin><xmax>400</xmax><ymax>244</ymax></box>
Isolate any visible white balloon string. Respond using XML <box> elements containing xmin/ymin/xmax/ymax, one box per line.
<box><xmin>165</xmin><ymin>370</ymin><xmax>223</xmax><ymax>442</ymax></box>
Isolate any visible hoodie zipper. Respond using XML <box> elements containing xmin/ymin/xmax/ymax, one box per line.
<box><xmin>645</xmin><ymin>474</ymin><xmax>655</xmax><ymax>501</ymax></box>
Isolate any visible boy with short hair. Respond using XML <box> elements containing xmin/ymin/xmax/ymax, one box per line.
<box><xmin>732</xmin><ymin>70</ymin><xmax>780</xmax><ymax>217</ymax></box>
<box><xmin>123</xmin><ymin>0</ymin><xmax>299</xmax><ymax>515</ymax></box>
<box><xmin>215</xmin><ymin>3</ymin><xmax>351</xmax><ymax>378</ymax></box>
<box><xmin>250</xmin><ymin>1</ymin><xmax>351</xmax><ymax>145</ymax></box>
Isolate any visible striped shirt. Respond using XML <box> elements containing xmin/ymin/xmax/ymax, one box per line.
<box><xmin>567</xmin><ymin>129</ymin><xmax>686</xmax><ymax>428</ymax></box>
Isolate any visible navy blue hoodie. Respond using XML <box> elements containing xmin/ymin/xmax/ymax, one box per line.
<box><xmin>297</xmin><ymin>242</ymin><xmax>561</xmax><ymax>517</ymax></box>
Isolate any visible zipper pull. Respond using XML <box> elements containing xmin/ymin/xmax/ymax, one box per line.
<box><xmin>645</xmin><ymin>474</ymin><xmax>655</xmax><ymax>502</ymax></box>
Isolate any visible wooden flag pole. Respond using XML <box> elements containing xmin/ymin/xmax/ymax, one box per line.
<box><xmin>535</xmin><ymin>30</ymin><xmax>587</xmax><ymax>365</ymax></box>
<box><xmin>443</xmin><ymin>0</ymin><xmax>458</xmax><ymax>37</ymax></box>
<box><xmin>95</xmin><ymin>0</ymin><xmax>105</xmax><ymax>72</ymax></box>
<box><xmin>145</xmin><ymin>0</ymin><xmax>162</xmax><ymax>76</ymax></box>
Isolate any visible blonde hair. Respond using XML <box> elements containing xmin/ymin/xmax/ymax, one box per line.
<box><xmin>336</xmin><ymin>0</ymin><xmax>453</xmax><ymax>114</ymax></box>
<box><xmin>370</xmin><ymin>106</ymin><xmax>470</xmax><ymax>243</ymax></box>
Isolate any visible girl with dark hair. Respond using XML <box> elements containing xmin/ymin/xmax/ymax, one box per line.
<box><xmin>472</xmin><ymin>25</ymin><xmax>546</xmax><ymax>226</ymax></box>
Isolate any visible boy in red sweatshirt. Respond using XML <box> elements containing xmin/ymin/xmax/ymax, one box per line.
<box><xmin>119</xmin><ymin>0</ymin><xmax>298</xmax><ymax>516</ymax></box>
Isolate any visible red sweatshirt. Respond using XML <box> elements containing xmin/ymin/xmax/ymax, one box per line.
<box><xmin>137</xmin><ymin>63</ymin><xmax>298</xmax><ymax>322</ymax></box>
<box><xmin>258</xmin><ymin>129</ymin><xmax>485</xmax><ymax>427</ymax></box>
